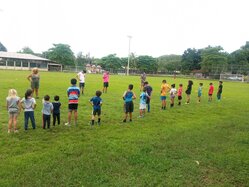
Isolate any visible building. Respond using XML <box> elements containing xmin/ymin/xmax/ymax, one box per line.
<box><xmin>0</xmin><ymin>52</ymin><xmax>62</xmax><ymax>71</ymax></box>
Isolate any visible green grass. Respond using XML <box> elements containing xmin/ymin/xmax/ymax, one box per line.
<box><xmin>0</xmin><ymin>70</ymin><xmax>249</xmax><ymax>186</ymax></box>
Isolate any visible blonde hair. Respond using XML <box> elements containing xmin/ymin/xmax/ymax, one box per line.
<box><xmin>8</xmin><ymin>89</ymin><xmax>18</xmax><ymax>98</ymax></box>
<box><xmin>32</xmin><ymin>68</ymin><xmax>39</xmax><ymax>74</ymax></box>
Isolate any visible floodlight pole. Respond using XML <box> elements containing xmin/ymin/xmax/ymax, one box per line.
<box><xmin>127</xmin><ymin>35</ymin><xmax>132</xmax><ymax>76</ymax></box>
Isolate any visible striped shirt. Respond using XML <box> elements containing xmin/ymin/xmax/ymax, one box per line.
<box><xmin>67</xmin><ymin>86</ymin><xmax>80</xmax><ymax>104</ymax></box>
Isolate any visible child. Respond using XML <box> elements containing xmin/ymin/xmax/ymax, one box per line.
<box><xmin>160</xmin><ymin>80</ymin><xmax>170</xmax><ymax>110</ymax></box>
<box><xmin>139</xmin><ymin>87</ymin><xmax>150</xmax><ymax>117</ymax></box>
<box><xmin>21</xmin><ymin>89</ymin><xmax>36</xmax><ymax>130</ymax></box>
<box><xmin>143</xmin><ymin>81</ymin><xmax>153</xmax><ymax>112</ymax></box>
<box><xmin>169</xmin><ymin>84</ymin><xmax>177</xmax><ymax>107</ymax></box>
<box><xmin>177</xmin><ymin>84</ymin><xmax>183</xmax><ymax>105</ymax></box>
<box><xmin>217</xmin><ymin>81</ymin><xmax>223</xmax><ymax>101</ymax></box>
<box><xmin>52</xmin><ymin>95</ymin><xmax>61</xmax><ymax>126</ymax></box>
<box><xmin>123</xmin><ymin>84</ymin><xmax>136</xmax><ymax>122</ymax></box>
<box><xmin>197</xmin><ymin>83</ymin><xmax>203</xmax><ymax>103</ymax></box>
<box><xmin>208</xmin><ymin>83</ymin><xmax>214</xmax><ymax>102</ymax></box>
<box><xmin>6</xmin><ymin>89</ymin><xmax>21</xmax><ymax>133</ymax></box>
<box><xmin>102</xmin><ymin>71</ymin><xmax>110</xmax><ymax>93</ymax></box>
<box><xmin>185</xmin><ymin>80</ymin><xmax>193</xmax><ymax>104</ymax></box>
<box><xmin>42</xmin><ymin>95</ymin><xmax>53</xmax><ymax>129</ymax></box>
<box><xmin>89</xmin><ymin>90</ymin><xmax>103</xmax><ymax>126</ymax></box>
<box><xmin>65</xmin><ymin>78</ymin><xmax>80</xmax><ymax>126</ymax></box>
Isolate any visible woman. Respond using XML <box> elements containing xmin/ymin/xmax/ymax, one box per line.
<box><xmin>27</xmin><ymin>68</ymin><xmax>40</xmax><ymax>99</ymax></box>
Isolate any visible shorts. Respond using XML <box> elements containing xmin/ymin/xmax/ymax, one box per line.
<box><xmin>208</xmin><ymin>94</ymin><xmax>213</xmax><ymax>96</ymax></box>
<box><xmin>79</xmin><ymin>82</ymin><xmax>85</xmax><ymax>88</ymax></box>
<box><xmin>178</xmin><ymin>96</ymin><xmax>182</xmax><ymax>100</ymax></box>
<box><xmin>139</xmin><ymin>103</ymin><xmax>146</xmax><ymax>110</ymax></box>
<box><xmin>170</xmin><ymin>95</ymin><xmax>175</xmax><ymax>99</ymax></box>
<box><xmin>160</xmin><ymin>96</ymin><xmax>166</xmax><ymax>101</ymax></box>
<box><xmin>68</xmin><ymin>104</ymin><xmax>78</xmax><ymax>112</ymax></box>
<box><xmin>9</xmin><ymin>111</ymin><xmax>18</xmax><ymax>118</ymax></box>
<box><xmin>124</xmin><ymin>101</ymin><xmax>134</xmax><ymax>113</ymax></box>
<box><xmin>92</xmin><ymin>108</ymin><xmax>101</xmax><ymax>116</ymax></box>
<box><xmin>103</xmin><ymin>82</ymin><xmax>109</xmax><ymax>87</ymax></box>
<box><xmin>31</xmin><ymin>81</ymin><xmax>39</xmax><ymax>89</ymax></box>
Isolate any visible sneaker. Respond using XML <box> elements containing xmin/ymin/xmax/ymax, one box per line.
<box><xmin>123</xmin><ymin>119</ymin><xmax>126</xmax><ymax>123</ymax></box>
<box><xmin>14</xmin><ymin>129</ymin><xmax>19</xmax><ymax>133</ymax></box>
<box><xmin>8</xmin><ymin>129</ymin><xmax>11</xmax><ymax>133</ymax></box>
<box><xmin>98</xmin><ymin>122</ymin><xmax>101</xmax><ymax>126</ymax></box>
<box><xmin>129</xmin><ymin>119</ymin><xmax>132</xmax><ymax>122</ymax></box>
<box><xmin>65</xmin><ymin>122</ymin><xmax>71</xmax><ymax>126</ymax></box>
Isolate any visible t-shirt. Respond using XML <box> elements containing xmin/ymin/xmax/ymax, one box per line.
<box><xmin>31</xmin><ymin>74</ymin><xmax>40</xmax><ymax>83</ymax></box>
<box><xmin>52</xmin><ymin>102</ymin><xmax>61</xmax><ymax>114</ymax></box>
<box><xmin>170</xmin><ymin>88</ymin><xmax>177</xmax><ymax>96</ymax></box>
<box><xmin>67</xmin><ymin>86</ymin><xmax>80</xmax><ymax>104</ymax></box>
<box><xmin>144</xmin><ymin>85</ymin><xmax>153</xmax><ymax>96</ymax></box>
<box><xmin>209</xmin><ymin>85</ymin><xmax>214</xmax><ymax>94</ymax></box>
<box><xmin>42</xmin><ymin>101</ymin><xmax>53</xmax><ymax>115</ymax></box>
<box><xmin>123</xmin><ymin>91</ymin><xmax>134</xmax><ymax>102</ymax></box>
<box><xmin>198</xmin><ymin>86</ymin><xmax>203</xmax><ymax>95</ymax></box>
<box><xmin>77</xmin><ymin>72</ymin><xmax>85</xmax><ymax>83</ymax></box>
<box><xmin>140</xmin><ymin>92</ymin><xmax>149</xmax><ymax>104</ymax></box>
<box><xmin>177</xmin><ymin>87</ymin><xmax>183</xmax><ymax>96</ymax></box>
<box><xmin>6</xmin><ymin>96</ymin><xmax>20</xmax><ymax>113</ymax></box>
<box><xmin>218</xmin><ymin>85</ymin><xmax>223</xmax><ymax>94</ymax></box>
<box><xmin>21</xmin><ymin>97</ymin><xmax>36</xmax><ymax>112</ymax></box>
<box><xmin>90</xmin><ymin>96</ymin><xmax>102</xmax><ymax>110</ymax></box>
<box><xmin>103</xmin><ymin>73</ymin><xmax>109</xmax><ymax>83</ymax></box>
<box><xmin>185</xmin><ymin>84</ymin><xmax>192</xmax><ymax>95</ymax></box>
<box><xmin>161</xmin><ymin>83</ymin><xmax>170</xmax><ymax>96</ymax></box>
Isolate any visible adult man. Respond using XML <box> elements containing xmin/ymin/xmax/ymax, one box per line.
<box><xmin>76</xmin><ymin>70</ymin><xmax>86</xmax><ymax>95</ymax></box>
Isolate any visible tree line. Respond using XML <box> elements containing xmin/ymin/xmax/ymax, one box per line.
<box><xmin>1</xmin><ymin>41</ymin><xmax>249</xmax><ymax>75</ymax></box>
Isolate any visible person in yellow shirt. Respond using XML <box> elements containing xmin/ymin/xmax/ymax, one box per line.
<box><xmin>160</xmin><ymin>80</ymin><xmax>171</xmax><ymax>110</ymax></box>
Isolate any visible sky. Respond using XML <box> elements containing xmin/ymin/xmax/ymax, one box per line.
<box><xmin>0</xmin><ymin>0</ymin><xmax>248</xmax><ymax>58</ymax></box>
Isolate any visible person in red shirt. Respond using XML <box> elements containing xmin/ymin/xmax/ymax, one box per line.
<box><xmin>208</xmin><ymin>83</ymin><xmax>214</xmax><ymax>102</ymax></box>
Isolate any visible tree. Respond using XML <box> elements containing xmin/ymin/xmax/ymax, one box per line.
<box><xmin>76</xmin><ymin>52</ymin><xmax>88</xmax><ymax>67</ymax></box>
<box><xmin>101</xmin><ymin>54</ymin><xmax>122</xmax><ymax>70</ymax></box>
<box><xmin>200</xmin><ymin>46</ymin><xmax>228</xmax><ymax>74</ymax></box>
<box><xmin>0</xmin><ymin>42</ymin><xmax>7</xmax><ymax>52</ymax></box>
<box><xmin>45</xmin><ymin>44</ymin><xmax>75</xmax><ymax>66</ymax></box>
<box><xmin>157</xmin><ymin>55</ymin><xmax>182</xmax><ymax>72</ymax></box>
<box><xmin>181</xmin><ymin>48</ymin><xmax>201</xmax><ymax>72</ymax></box>
<box><xmin>19</xmin><ymin>46</ymin><xmax>34</xmax><ymax>54</ymax></box>
<box><xmin>136</xmin><ymin>55</ymin><xmax>158</xmax><ymax>73</ymax></box>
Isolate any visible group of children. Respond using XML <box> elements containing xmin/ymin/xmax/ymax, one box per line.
<box><xmin>160</xmin><ymin>80</ymin><xmax>224</xmax><ymax>110</ymax></box>
<box><xmin>6</xmin><ymin>77</ymin><xmax>223</xmax><ymax>133</ymax></box>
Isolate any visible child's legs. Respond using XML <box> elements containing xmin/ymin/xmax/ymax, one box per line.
<box><xmin>52</xmin><ymin>113</ymin><xmax>56</xmax><ymax>125</ymax></box>
<box><xmin>139</xmin><ymin>109</ymin><xmax>143</xmax><ymax>116</ymax></box>
<box><xmin>29</xmin><ymin>111</ymin><xmax>36</xmax><ymax>129</ymax></box>
<box><xmin>24</xmin><ymin>112</ymin><xmax>29</xmax><ymax>130</ymax></box>
<box><xmin>47</xmin><ymin>115</ymin><xmax>51</xmax><ymax>128</ymax></box>
<box><xmin>57</xmin><ymin>113</ymin><xmax>60</xmax><ymax>125</ymax></box>
<box><xmin>13</xmin><ymin>114</ymin><xmax>18</xmax><ymax>130</ymax></box>
<box><xmin>42</xmin><ymin>114</ymin><xmax>46</xmax><ymax>128</ymax></box>
<box><xmin>73</xmin><ymin>110</ymin><xmax>78</xmax><ymax>122</ymax></box>
<box><xmin>129</xmin><ymin>112</ymin><xmax>132</xmax><ymax>120</ymax></box>
<box><xmin>68</xmin><ymin>111</ymin><xmax>72</xmax><ymax>123</ymax></box>
<box><xmin>8</xmin><ymin>114</ymin><xmax>14</xmax><ymax>130</ymax></box>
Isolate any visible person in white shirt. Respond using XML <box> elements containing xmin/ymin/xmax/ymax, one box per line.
<box><xmin>76</xmin><ymin>70</ymin><xmax>86</xmax><ymax>95</ymax></box>
<box><xmin>170</xmin><ymin>84</ymin><xmax>177</xmax><ymax>108</ymax></box>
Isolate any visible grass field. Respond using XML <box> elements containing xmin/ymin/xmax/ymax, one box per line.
<box><xmin>0</xmin><ymin>70</ymin><xmax>249</xmax><ymax>186</ymax></box>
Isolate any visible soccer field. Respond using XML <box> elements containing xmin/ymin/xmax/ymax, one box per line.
<box><xmin>0</xmin><ymin>70</ymin><xmax>249</xmax><ymax>186</ymax></box>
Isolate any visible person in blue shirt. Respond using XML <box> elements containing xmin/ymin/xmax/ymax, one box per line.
<box><xmin>122</xmin><ymin>84</ymin><xmax>136</xmax><ymax>122</ymax></box>
<box><xmin>139</xmin><ymin>87</ymin><xmax>150</xmax><ymax>118</ymax></box>
<box><xmin>42</xmin><ymin>95</ymin><xmax>53</xmax><ymax>129</ymax></box>
<box><xmin>89</xmin><ymin>90</ymin><xmax>103</xmax><ymax>126</ymax></box>
<box><xmin>143</xmin><ymin>81</ymin><xmax>153</xmax><ymax>112</ymax></box>
<box><xmin>65</xmin><ymin>78</ymin><xmax>80</xmax><ymax>126</ymax></box>
<box><xmin>52</xmin><ymin>95</ymin><xmax>61</xmax><ymax>125</ymax></box>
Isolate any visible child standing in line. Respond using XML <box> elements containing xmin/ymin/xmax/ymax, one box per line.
<box><xmin>197</xmin><ymin>83</ymin><xmax>203</xmax><ymax>103</ymax></box>
<box><xmin>217</xmin><ymin>81</ymin><xmax>223</xmax><ymax>101</ymax></box>
<box><xmin>89</xmin><ymin>90</ymin><xmax>103</xmax><ymax>126</ymax></box>
<box><xmin>123</xmin><ymin>84</ymin><xmax>136</xmax><ymax>122</ymax></box>
<box><xmin>185</xmin><ymin>80</ymin><xmax>193</xmax><ymax>104</ymax></box>
<box><xmin>143</xmin><ymin>81</ymin><xmax>153</xmax><ymax>112</ymax></box>
<box><xmin>208</xmin><ymin>83</ymin><xmax>214</xmax><ymax>102</ymax></box>
<box><xmin>139</xmin><ymin>87</ymin><xmax>150</xmax><ymax>118</ymax></box>
<box><xmin>177</xmin><ymin>84</ymin><xmax>183</xmax><ymax>106</ymax></box>
<box><xmin>170</xmin><ymin>84</ymin><xmax>177</xmax><ymax>107</ymax></box>
<box><xmin>160</xmin><ymin>80</ymin><xmax>171</xmax><ymax>110</ymax></box>
<box><xmin>65</xmin><ymin>78</ymin><xmax>80</xmax><ymax>126</ymax></box>
<box><xmin>6</xmin><ymin>89</ymin><xmax>21</xmax><ymax>133</ymax></box>
<box><xmin>52</xmin><ymin>95</ymin><xmax>61</xmax><ymax>126</ymax></box>
<box><xmin>42</xmin><ymin>95</ymin><xmax>53</xmax><ymax>129</ymax></box>
<box><xmin>21</xmin><ymin>89</ymin><xmax>36</xmax><ymax>130</ymax></box>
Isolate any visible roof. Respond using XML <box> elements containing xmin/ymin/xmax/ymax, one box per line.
<box><xmin>0</xmin><ymin>52</ymin><xmax>51</xmax><ymax>62</ymax></box>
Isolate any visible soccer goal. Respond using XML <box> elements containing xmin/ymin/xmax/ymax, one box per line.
<box><xmin>219</xmin><ymin>74</ymin><xmax>244</xmax><ymax>82</ymax></box>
